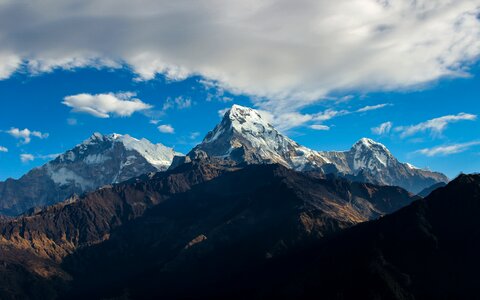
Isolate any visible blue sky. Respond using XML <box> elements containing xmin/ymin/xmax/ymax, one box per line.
<box><xmin>0</xmin><ymin>0</ymin><xmax>479</xmax><ymax>180</ymax></box>
<box><xmin>0</xmin><ymin>63</ymin><xmax>478</xmax><ymax>180</ymax></box>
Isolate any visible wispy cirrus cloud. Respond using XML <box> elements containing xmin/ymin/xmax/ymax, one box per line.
<box><xmin>416</xmin><ymin>141</ymin><xmax>480</xmax><ymax>157</ymax></box>
<box><xmin>20</xmin><ymin>153</ymin><xmax>35</xmax><ymax>163</ymax></box>
<box><xmin>5</xmin><ymin>128</ymin><xmax>49</xmax><ymax>144</ymax></box>
<box><xmin>218</xmin><ymin>101</ymin><xmax>391</xmax><ymax>131</ymax></box>
<box><xmin>162</xmin><ymin>96</ymin><xmax>192</xmax><ymax>111</ymax></box>
<box><xmin>20</xmin><ymin>153</ymin><xmax>61</xmax><ymax>163</ymax></box>
<box><xmin>0</xmin><ymin>146</ymin><xmax>8</xmax><ymax>152</ymax></box>
<box><xmin>372</xmin><ymin>121</ymin><xmax>393</xmax><ymax>135</ymax></box>
<box><xmin>312</xmin><ymin>103</ymin><xmax>391</xmax><ymax>124</ymax></box>
<box><xmin>310</xmin><ymin>124</ymin><xmax>330</xmax><ymax>131</ymax></box>
<box><xmin>357</xmin><ymin>103</ymin><xmax>391</xmax><ymax>113</ymax></box>
<box><xmin>395</xmin><ymin>113</ymin><xmax>477</xmax><ymax>138</ymax></box>
<box><xmin>272</xmin><ymin>112</ymin><xmax>315</xmax><ymax>132</ymax></box>
<box><xmin>313</xmin><ymin>109</ymin><xmax>349</xmax><ymax>122</ymax></box>
<box><xmin>38</xmin><ymin>153</ymin><xmax>62</xmax><ymax>160</ymax></box>
<box><xmin>157</xmin><ymin>124</ymin><xmax>175</xmax><ymax>134</ymax></box>
<box><xmin>63</xmin><ymin>92</ymin><xmax>152</xmax><ymax>118</ymax></box>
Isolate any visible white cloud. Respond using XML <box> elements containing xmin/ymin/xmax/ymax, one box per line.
<box><xmin>235</xmin><ymin>108</ymin><xmax>312</xmax><ymax>132</ymax></box>
<box><xmin>63</xmin><ymin>92</ymin><xmax>152</xmax><ymax>118</ymax></box>
<box><xmin>0</xmin><ymin>0</ymin><xmax>477</xmax><ymax>114</ymax></box>
<box><xmin>5</xmin><ymin>128</ymin><xmax>49</xmax><ymax>144</ymax></box>
<box><xmin>311</xmin><ymin>103</ymin><xmax>389</xmax><ymax>124</ymax></box>
<box><xmin>417</xmin><ymin>141</ymin><xmax>480</xmax><ymax>157</ymax></box>
<box><xmin>357</xmin><ymin>103</ymin><xmax>391</xmax><ymax>113</ymax></box>
<box><xmin>162</xmin><ymin>96</ymin><xmax>192</xmax><ymax>111</ymax></box>
<box><xmin>372</xmin><ymin>121</ymin><xmax>393</xmax><ymax>135</ymax></box>
<box><xmin>310</xmin><ymin>124</ymin><xmax>330</xmax><ymax>131</ymax></box>
<box><xmin>218</xmin><ymin>101</ymin><xmax>390</xmax><ymax>131</ymax></box>
<box><xmin>38</xmin><ymin>153</ymin><xmax>61</xmax><ymax>160</ymax></box>
<box><xmin>201</xmin><ymin>79</ymin><xmax>228</xmax><ymax>103</ymax></box>
<box><xmin>149</xmin><ymin>119</ymin><xmax>161</xmax><ymax>125</ymax></box>
<box><xmin>158</xmin><ymin>124</ymin><xmax>175</xmax><ymax>134</ymax></box>
<box><xmin>313</xmin><ymin>109</ymin><xmax>348</xmax><ymax>122</ymax></box>
<box><xmin>19</xmin><ymin>153</ymin><xmax>61</xmax><ymax>163</ymax></box>
<box><xmin>26</xmin><ymin>56</ymin><xmax>119</xmax><ymax>75</ymax></box>
<box><xmin>0</xmin><ymin>146</ymin><xmax>8</xmax><ymax>152</ymax></box>
<box><xmin>0</xmin><ymin>52</ymin><xmax>21</xmax><ymax>79</ymax></box>
<box><xmin>20</xmin><ymin>154</ymin><xmax>35</xmax><ymax>163</ymax></box>
<box><xmin>396</xmin><ymin>113</ymin><xmax>477</xmax><ymax>138</ymax></box>
<box><xmin>273</xmin><ymin>103</ymin><xmax>387</xmax><ymax>131</ymax></box>
<box><xmin>272</xmin><ymin>112</ymin><xmax>314</xmax><ymax>132</ymax></box>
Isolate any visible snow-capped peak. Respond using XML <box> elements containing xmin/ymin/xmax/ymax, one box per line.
<box><xmin>353</xmin><ymin>138</ymin><xmax>389</xmax><ymax>152</ymax></box>
<box><xmin>83</xmin><ymin>132</ymin><xmax>123</xmax><ymax>144</ymax></box>
<box><xmin>56</xmin><ymin>132</ymin><xmax>182</xmax><ymax>172</ymax></box>
<box><xmin>350</xmin><ymin>138</ymin><xmax>394</xmax><ymax>171</ymax></box>
<box><xmin>85</xmin><ymin>132</ymin><xmax>106</xmax><ymax>144</ymax></box>
<box><xmin>228</xmin><ymin>104</ymin><xmax>265</xmax><ymax>123</ymax></box>
<box><xmin>228</xmin><ymin>104</ymin><xmax>276</xmax><ymax>136</ymax></box>
<box><xmin>187</xmin><ymin>105</ymin><xmax>448</xmax><ymax>193</ymax></box>
<box><xmin>0</xmin><ymin>133</ymin><xmax>183</xmax><ymax>215</ymax></box>
<box><xmin>192</xmin><ymin>104</ymin><xmax>329</xmax><ymax>170</ymax></box>
<box><xmin>204</xmin><ymin>104</ymin><xmax>277</xmax><ymax>144</ymax></box>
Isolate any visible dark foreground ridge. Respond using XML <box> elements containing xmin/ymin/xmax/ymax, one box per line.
<box><xmin>204</xmin><ymin>173</ymin><xmax>480</xmax><ymax>300</ymax></box>
<box><xmin>0</xmin><ymin>160</ymin><xmax>419</xmax><ymax>299</ymax></box>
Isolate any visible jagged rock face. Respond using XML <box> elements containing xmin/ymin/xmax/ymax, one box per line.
<box><xmin>187</xmin><ymin>105</ymin><xmax>448</xmax><ymax>193</ymax></box>
<box><xmin>190</xmin><ymin>104</ymin><xmax>331</xmax><ymax>171</ymax></box>
<box><xmin>0</xmin><ymin>133</ymin><xmax>181</xmax><ymax>216</ymax></box>
<box><xmin>321</xmin><ymin>138</ymin><xmax>449</xmax><ymax>193</ymax></box>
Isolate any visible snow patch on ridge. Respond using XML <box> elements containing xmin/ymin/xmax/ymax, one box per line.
<box><xmin>84</xmin><ymin>154</ymin><xmax>111</xmax><ymax>165</ymax></box>
<box><xmin>79</xmin><ymin>132</ymin><xmax>182</xmax><ymax>171</ymax></box>
<box><xmin>116</xmin><ymin>134</ymin><xmax>181</xmax><ymax>170</ymax></box>
<box><xmin>47</xmin><ymin>165</ymin><xmax>93</xmax><ymax>190</ymax></box>
<box><xmin>406</xmin><ymin>163</ymin><xmax>419</xmax><ymax>170</ymax></box>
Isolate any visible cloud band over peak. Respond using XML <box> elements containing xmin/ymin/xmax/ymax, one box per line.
<box><xmin>0</xmin><ymin>0</ymin><xmax>478</xmax><ymax>113</ymax></box>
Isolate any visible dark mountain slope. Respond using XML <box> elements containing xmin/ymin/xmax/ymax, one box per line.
<box><xmin>0</xmin><ymin>160</ymin><xmax>232</xmax><ymax>299</ymax></box>
<box><xmin>417</xmin><ymin>181</ymin><xmax>447</xmax><ymax>197</ymax></box>
<box><xmin>0</xmin><ymin>244</ymin><xmax>68</xmax><ymax>300</ymax></box>
<box><xmin>205</xmin><ymin>174</ymin><xmax>480</xmax><ymax>300</ymax></box>
<box><xmin>0</xmin><ymin>161</ymin><xmax>418</xmax><ymax>299</ymax></box>
<box><xmin>60</xmin><ymin>163</ymin><xmax>417</xmax><ymax>299</ymax></box>
<box><xmin>0</xmin><ymin>160</ymin><xmax>229</xmax><ymax>261</ymax></box>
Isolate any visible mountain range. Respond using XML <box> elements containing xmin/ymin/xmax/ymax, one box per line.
<box><xmin>0</xmin><ymin>105</ymin><xmax>447</xmax><ymax>217</ymax></box>
<box><xmin>176</xmin><ymin>104</ymin><xmax>448</xmax><ymax>193</ymax></box>
<box><xmin>0</xmin><ymin>155</ymin><xmax>477</xmax><ymax>299</ymax></box>
<box><xmin>0</xmin><ymin>104</ymin><xmax>472</xmax><ymax>300</ymax></box>
<box><xmin>0</xmin><ymin>159</ymin><xmax>418</xmax><ymax>299</ymax></box>
<box><xmin>0</xmin><ymin>133</ymin><xmax>181</xmax><ymax>216</ymax></box>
